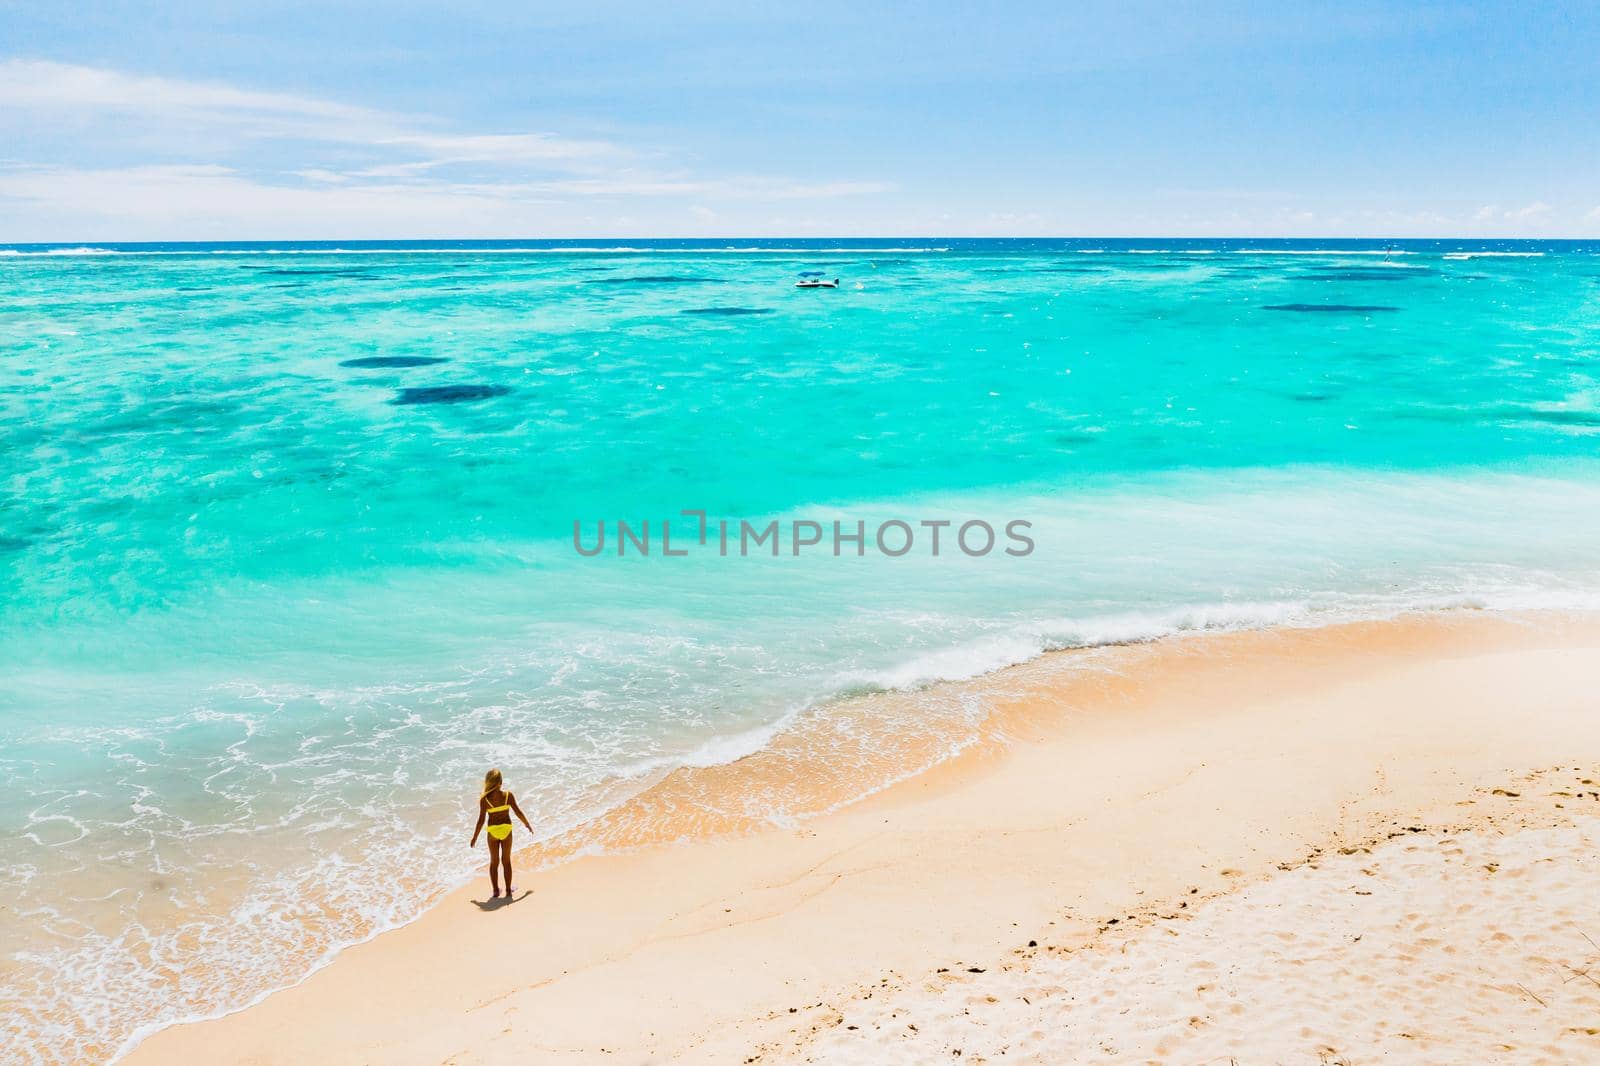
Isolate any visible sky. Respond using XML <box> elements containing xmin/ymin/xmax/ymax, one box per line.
<box><xmin>0</xmin><ymin>1</ymin><xmax>1596</xmax><ymax>240</ymax></box>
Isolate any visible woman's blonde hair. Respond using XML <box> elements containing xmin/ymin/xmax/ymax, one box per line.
<box><xmin>482</xmin><ymin>767</ymin><xmax>503</xmax><ymax>799</ymax></box>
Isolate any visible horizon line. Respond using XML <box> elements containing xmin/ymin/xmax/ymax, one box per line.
<box><xmin>5</xmin><ymin>234</ymin><xmax>1600</xmax><ymax>246</ymax></box>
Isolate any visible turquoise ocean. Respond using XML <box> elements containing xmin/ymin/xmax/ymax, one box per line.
<box><xmin>4</xmin><ymin>238</ymin><xmax>1600</xmax><ymax>1062</ymax></box>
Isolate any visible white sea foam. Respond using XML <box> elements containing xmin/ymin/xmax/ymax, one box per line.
<box><xmin>1234</xmin><ymin>249</ymin><xmax>1417</xmax><ymax>256</ymax></box>
<box><xmin>840</xmin><ymin>631</ymin><xmax>1056</xmax><ymax>691</ymax></box>
<box><xmin>0</xmin><ymin>246</ymin><xmax>121</xmax><ymax>257</ymax></box>
<box><xmin>831</xmin><ymin>585</ymin><xmax>1600</xmax><ymax>698</ymax></box>
<box><xmin>607</xmin><ymin>707</ymin><xmax>806</xmax><ymax>778</ymax></box>
<box><xmin>0</xmin><ymin>245</ymin><xmax>954</xmax><ymax>258</ymax></box>
<box><xmin>836</xmin><ymin>601</ymin><xmax>1335</xmax><ymax>693</ymax></box>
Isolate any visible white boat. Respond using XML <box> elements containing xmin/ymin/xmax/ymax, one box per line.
<box><xmin>796</xmin><ymin>277</ymin><xmax>839</xmax><ymax>288</ymax></box>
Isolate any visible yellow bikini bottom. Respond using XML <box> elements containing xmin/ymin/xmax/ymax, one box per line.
<box><xmin>487</xmin><ymin>823</ymin><xmax>512</xmax><ymax>841</ymax></box>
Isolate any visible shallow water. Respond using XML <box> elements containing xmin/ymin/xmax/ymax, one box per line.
<box><xmin>4</xmin><ymin>237</ymin><xmax>1600</xmax><ymax>1062</ymax></box>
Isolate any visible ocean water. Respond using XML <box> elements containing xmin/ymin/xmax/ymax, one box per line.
<box><xmin>4</xmin><ymin>237</ymin><xmax>1600</xmax><ymax>1062</ymax></box>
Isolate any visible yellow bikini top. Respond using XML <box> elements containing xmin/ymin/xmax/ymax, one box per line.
<box><xmin>486</xmin><ymin>791</ymin><xmax>511</xmax><ymax>814</ymax></box>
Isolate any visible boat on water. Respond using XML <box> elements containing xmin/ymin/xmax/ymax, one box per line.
<box><xmin>796</xmin><ymin>271</ymin><xmax>840</xmax><ymax>289</ymax></box>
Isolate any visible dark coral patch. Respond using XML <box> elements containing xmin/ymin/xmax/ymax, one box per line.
<box><xmin>586</xmin><ymin>275</ymin><xmax>723</xmax><ymax>285</ymax></box>
<box><xmin>1262</xmin><ymin>304</ymin><xmax>1400</xmax><ymax>313</ymax></box>
<box><xmin>390</xmin><ymin>385</ymin><xmax>510</xmax><ymax>406</ymax></box>
<box><xmin>252</xmin><ymin>267</ymin><xmax>380</xmax><ymax>278</ymax></box>
<box><xmin>1294</xmin><ymin>270</ymin><xmax>1428</xmax><ymax>282</ymax></box>
<box><xmin>340</xmin><ymin>356</ymin><xmax>451</xmax><ymax>368</ymax></box>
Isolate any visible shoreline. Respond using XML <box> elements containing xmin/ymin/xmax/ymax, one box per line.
<box><xmin>123</xmin><ymin>609</ymin><xmax>1600</xmax><ymax>1063</ymax></box>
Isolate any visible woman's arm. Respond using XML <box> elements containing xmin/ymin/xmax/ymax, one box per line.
<box><xmin>470</xmin><ymin>798</ymin><xmax>486</xmax><ymax>846</ymax></box>
<box><xmin>509</xmin><ymin>792</ymin><xmax>533</xmax><ymax>832</ymax></box>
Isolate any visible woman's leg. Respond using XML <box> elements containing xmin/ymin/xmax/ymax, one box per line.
<box><xmin>487</xmin><ymin>835</ymin><xmax>503</xmax><ymax>897</ymax></box>
<box><xmin>500</xmin><ymin>836</ymin><xmax>513</xmax><ymax>893</ymax></box>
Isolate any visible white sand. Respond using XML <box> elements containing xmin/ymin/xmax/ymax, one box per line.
<box><xmin>791</xmin><ymin>771</ymin><xmax>1600</xmax><ymax>1064</ymax></box>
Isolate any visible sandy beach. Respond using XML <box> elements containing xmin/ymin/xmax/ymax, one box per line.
<box><xmin>123</xmin><ymin>611</ymin><xmax>1600</xmax><ymax>1064</ymax></box>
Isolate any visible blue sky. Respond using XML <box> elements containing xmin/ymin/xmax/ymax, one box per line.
<box><xmin>0</xmin><ymin>1</ymin><xmax>1596</xmax><ymax>239</ymax></box>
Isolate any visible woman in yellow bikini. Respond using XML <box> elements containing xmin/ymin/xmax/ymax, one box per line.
<box><xmin>469</xmin><ymin>768</ymin><xmax>533</xmax><ymax>898</ymax></box>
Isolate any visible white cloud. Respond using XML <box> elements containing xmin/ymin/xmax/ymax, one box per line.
<box><xmin>0</xmin><ymin>60</ymin><xmax>388</xmax><ymax>142</ymax></box>
<box><xmin>1470</xmin><ymin>201</ymin><xmax>1556</xmax><ymax>229</ymax></box>
<box><xmin>517</xmin><ymin>176</ymin><xmax>894</xmax><ymax>199</ymax></box>
<box><xmin>0</xmin><ymin>164</ymin><xmax>557</xmax><ymax>238</ymax></box>
<box><xmin>0</xmin><ymin>60</ymin><xmax>353</xmax><ymax>118</ymax></box>
<box><xmin>0</xmin><ymin>163</ymin><xmax>893</xmax><ymax>240</ymax></box>
<box><xmin>378</xmin><ymin>132</ymin><xmax>622</xmax><ymax>166</ymax></box>
<box><xmin>0</xmin><ymin>61</ymin><xmax>891</xmax><ymax>238</ymax></box>
<box><xmin>293</xmin><ymin>168</ymin><xmax>354</xmax><ymax>184</ymax></box>
<box><xmin>0</xmin><ymin>59</ymin><xmax>616</xmax><ymax>168</ymax></box>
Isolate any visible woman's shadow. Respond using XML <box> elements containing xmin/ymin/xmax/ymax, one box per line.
<box><xmin>473</xmin><ymin>890</ymin><xmax>530</xmax><ymax>912</ymax></box>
